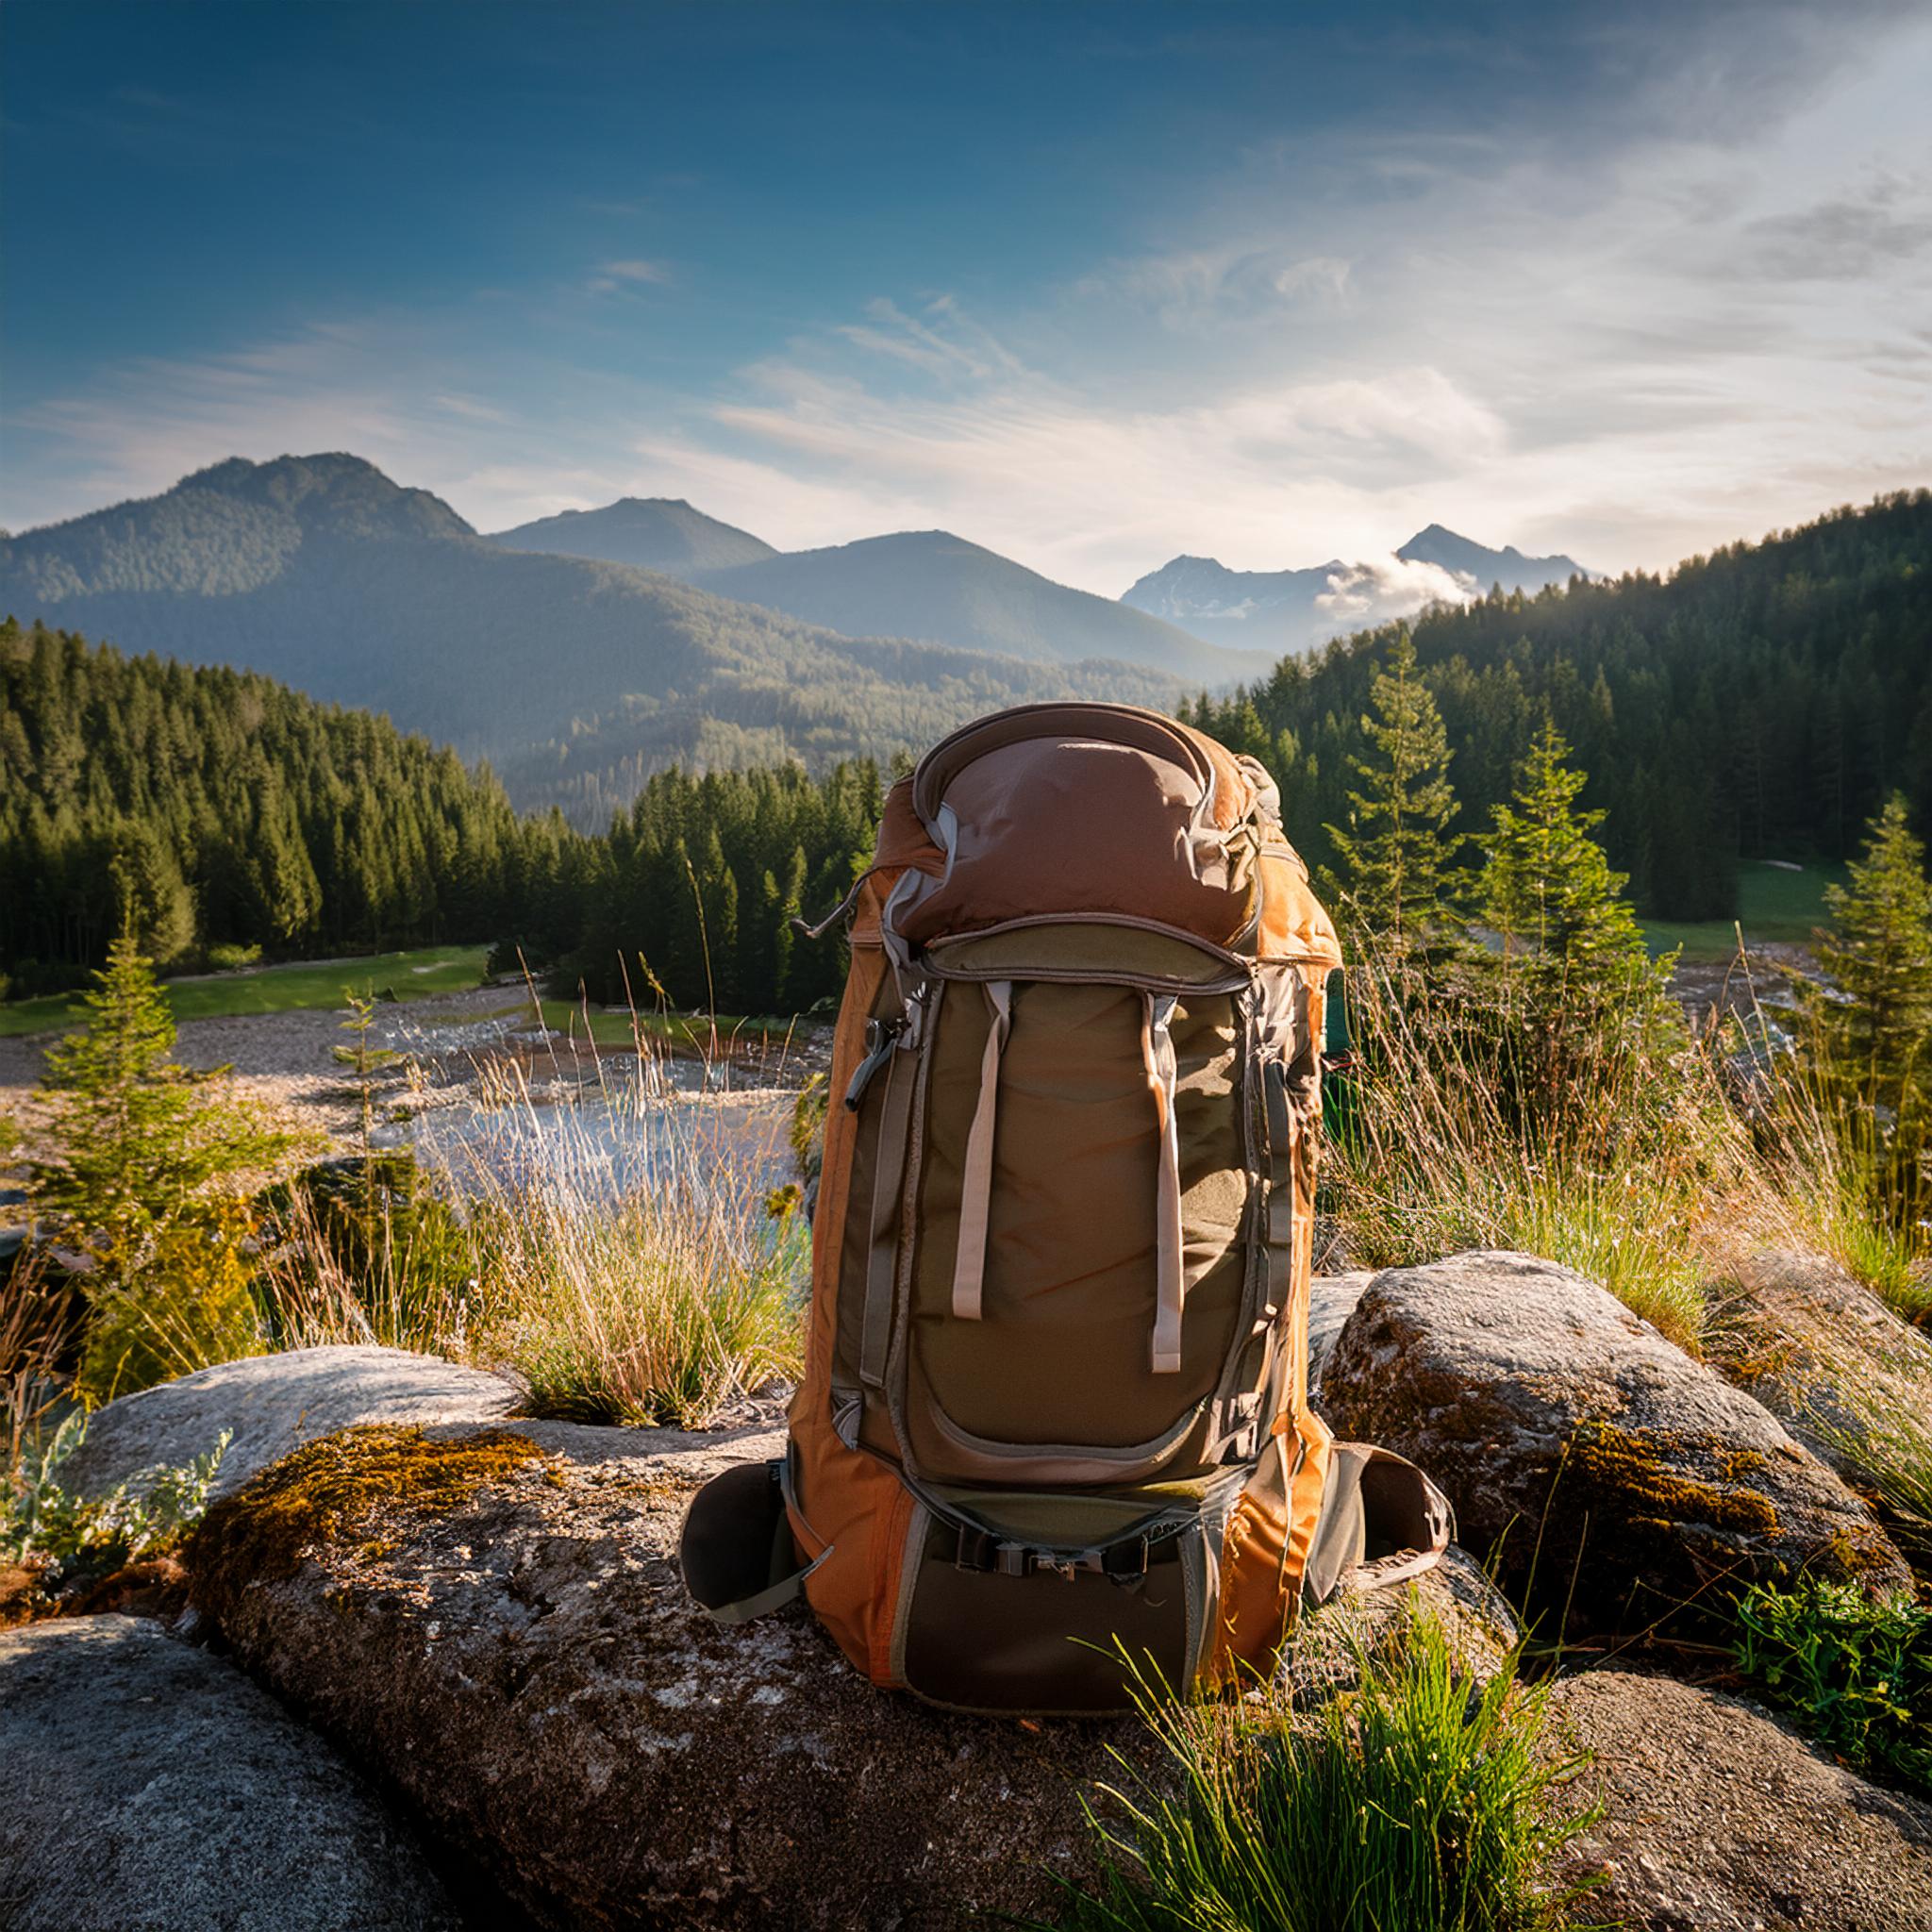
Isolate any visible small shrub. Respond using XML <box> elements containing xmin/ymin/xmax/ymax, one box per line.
<box><xmin>1045</xmin><ymin>1609</ymin><xmax>1602</xmax><ymax>1932</ymax></box>
<box><xmin>27</xmin><ymin>930</ymin><xmax>296</xmax><ymax>1402</ymax></box>
<box><xmin>3</xmin><ymin>1410</ymin><xmax>229</xmax><ymax>1572</ymax></box>
<box><xmin>1732</xmin><ymin>1578</ymin><xmax>1932</xmax><ymax>1796</ymax></box>
<box><xmin>72</xmin><ymin>1201</ymin><xmax>266</xmax><ymax>1407</ymax></box>
<box><xmin>205</xmin><ymin>941</ymin><xmax>262</xmax><ymax>973</ymax></box>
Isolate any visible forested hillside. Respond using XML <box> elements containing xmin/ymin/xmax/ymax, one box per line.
<box><xmin>1181</xmin><ymin>492</ymin><xmax>1932</xmax><ymax>918</ymax></box>
<box><xmin>0</xmin><ymin>617</ymin><xmax>890</xmax><ymax>1009</ymax></box>
<box><xmin>503</xmin><ymin>628</ymin><xmax>1180</xmax><ymax>824</ymax></box>
<box><xmin>0</xmin><ymin>619</ymin><xmax>575</xmax><ymax>991</ymax></box>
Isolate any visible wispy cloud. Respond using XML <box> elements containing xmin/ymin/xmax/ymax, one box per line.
<box><xmin>626</xmin><ymin>12</ymin><xmax>1932</xmax><ymax>588</ymax></box>
<box><xmin>586</xmin><ymin>258</ymin><xmax>673</xmax><ymax>293</ymax></box>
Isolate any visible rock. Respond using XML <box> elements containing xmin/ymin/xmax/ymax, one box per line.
<box><xmin>1307</xmin><ymin>1269</ymin><xmax>1374</xmax><ymax>1401</ymax></box>
<box><xmin>1321</xmin><ymin>1251</ymin><xmax>1910</xmax><ymax>1626</ymax></box>
<box><xmin>1286</xmin><ymin>1543</ymin><xmax>1520</xmax><ymax>1709</ymax></box>
<box><xmin>0</xmin><ymin>1614</ymin><xmax>461</xmax><ymax>1932</ymax></box>
<box><xmin>1717</xmin><ymin>1250</ymin><xmax>1932</xmax><ymax>1497</ymax></box>
<box><xmin>1550</xmin><ymin>1669</ymin><xmax>1932</xmax><ymax>1931</ymax></box>
<box><xmin>186</xmin><ymin>1415</ymin><xmax>1123</xmax><ymax>1930</ymax></box>
<box><xmin>61</xmin><ymin>1343</ymin><xmax>521</xmax><ymax>1501</ymax></box>
<box><xmin>183</xmin><ymin>1414</ymin><xmax>1495</xmax><ymax>1931</ymax></box>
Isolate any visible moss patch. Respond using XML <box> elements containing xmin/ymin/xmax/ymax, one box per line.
<box><xmin>1566</xmin><ymin>1421</ymin><xmax>1780</xmax><ymax>1539</ymax></box>
<box><xmin>187</xmin><ymin>1424</ymin><xmax>548</xmax><ymax>1589</ymax></box>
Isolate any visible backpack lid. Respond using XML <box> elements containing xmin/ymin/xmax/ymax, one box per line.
<box><xmin>894</xmin><ymin>703</ymin><xmax>1264</xmax><ymax>950</ymax></box>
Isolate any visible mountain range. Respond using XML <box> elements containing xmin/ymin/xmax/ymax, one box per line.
<box><xmin>0</xmin><ymin>456</ymin><xmax>1194</xmax><ymax>817</ymax></box>
<box><xmin>490</xmin><ymin>499</ymin><xmax>1585</xmax><ymax>666</ymax></box>
<box><xmin>0</xmin><ymin>451</ymin><xmax>1589</xmax><ymax>815</ymax></box>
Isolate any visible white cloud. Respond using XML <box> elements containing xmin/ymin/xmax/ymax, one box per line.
<box><xmin>1315</xmin><ymin>556</ymin><xmax>1476</xmax><ymax>625</ymax></box>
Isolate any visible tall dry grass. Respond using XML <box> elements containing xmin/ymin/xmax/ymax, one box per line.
<box><xmin>1736</xmin><ymin>980</ymin><xmax>1932</xmax><ymax>1325</ymax></box>
<box><xmin>1</xmin><ymin>1251</ymin><xmax>80</xmax><ymax>1494</ymax></box>
<box><xmin>1324</xmin><ymin>936</ymin><xmax>1790</xmax><ymax>1351</ymax></box>
<box><xmin>256</xmin><ymin>1036</ymin><xmax>808</xmax><ymax>1427</ymax></box>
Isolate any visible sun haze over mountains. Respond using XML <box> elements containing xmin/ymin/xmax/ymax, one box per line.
<box><xmin>2</xmin><ymin>451</ymin><xmax>1601</xmax><ymax>797</ymax></box>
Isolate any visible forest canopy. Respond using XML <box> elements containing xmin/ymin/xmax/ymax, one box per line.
<box><xmin>1180</xmin><ymin>491</ymin><xmax>1931</xmax><ymax>921</ymax></box>
<box><xmin>2</xmin><ymin>491</ymin><xmax>1927</xmax><ymax>1009</ymax></box>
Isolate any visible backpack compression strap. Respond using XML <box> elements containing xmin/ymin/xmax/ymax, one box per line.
<box><xmin>951</xmin><ymin>980</ymin><xmax>1012</xmax><ymax>1323</ymax></box>
<box><xmin>1144</xmin><ymin>991</ymin><xmax>1184</xmax><ymax>1374</ymax></box>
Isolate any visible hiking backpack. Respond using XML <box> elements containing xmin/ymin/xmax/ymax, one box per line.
<box><xmin>681</xmin><ymin>702</ymin><xmax>1450</xmax><ymax>1714</ymax></box>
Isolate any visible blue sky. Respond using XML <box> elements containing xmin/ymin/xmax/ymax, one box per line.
<box><xmin>4</xmin><ymin>0</ymin><xmax>1929</xmax><ymax>593</ymax></box>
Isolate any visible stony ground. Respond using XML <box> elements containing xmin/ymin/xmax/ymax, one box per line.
<box><xmin>0</xmin><ymin>981</ymin><xmax>530</xmax><ymax>1149</ymax></box>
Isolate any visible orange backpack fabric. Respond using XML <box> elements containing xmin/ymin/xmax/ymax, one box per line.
<box><xmin>681</xmin><ymin>704</ymin><xmax>1448</xmax><ymax>1714</ymax></box>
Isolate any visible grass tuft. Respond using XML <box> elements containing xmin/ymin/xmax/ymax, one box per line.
<box><xmin>252</xmin><ymin>1041</ymin><xmax>807</xmax><ymax>1428</ymax></box>
<box><xmin>1044</xmin><ymin>1607</ymin><xmax>1603</xmax><ymax>1932</ymax></box>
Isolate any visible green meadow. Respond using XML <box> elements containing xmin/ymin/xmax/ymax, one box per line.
<box><xmin>0</xmin><ymin>945</ymin><xmax>491</xmax><ymax>1039</ymax></box>
<box><xmin>1641</xmin><ymin>858</ymin><xmax>1847</xmax><ymax>960</ymax></box>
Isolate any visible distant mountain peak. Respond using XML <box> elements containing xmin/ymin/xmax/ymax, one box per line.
<box><xmin>177</xmin><ymin>451</ymin><xmax>475</xmax><ymax>541</ymax></box>
<box><xmin>0</xmin><ymin>450</ymin><xmax>473</xmax><ymax>602</ymax></box>
<box><xmin>491</xmin><ymin>496</ymin><xmax>776</xmax><ymax>572</ymax></box>
<box><xmin>1395</xmin><ymin>524</ymin><xmax>1585</xmax><ymax>585</ymax></box>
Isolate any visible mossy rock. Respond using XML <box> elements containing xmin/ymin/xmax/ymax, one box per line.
<box><xmin>176</xmin><ymin>1416</ymin><xmax>1165</xmax><ymax>1930</ymax></box>
<box><xmin>188</xmin><ymin>1424</ymin><xmax>550</xmax><ymax>1591</ymax></box>
<box><xmin>1321</xmin><ymin>1251</ymin><xmax>1911</xmax><ymax>1633</ymax></box>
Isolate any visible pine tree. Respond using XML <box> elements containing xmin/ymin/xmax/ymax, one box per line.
<box><xmin>1480</xmin><ymin>720</ymin><xmax>1652</xmax><ymax>982</ymax></box>
<box><xmin>1815</xmin><ymin>795</ymin><xmax>1932</xmax><ymax>1100</ymax></box>
<box><xmin>772</xmin><ymin>843</ymin><xmax>808</xmax><ymax>1009</ymax></box>
<box><xmin>1322</xmin><ymin>627</ymin><xmax>1462</xmax><ymax>946</ymax></box>
<box><xmin>1807</xmin><ymin>793</ymin><xmax>1932</xmax><ymax>1227</ymax></box>
<box><xmin>33</xmin><ymin>930</ymin><xmax>292</xmax><ymax>1301</ymax></box>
